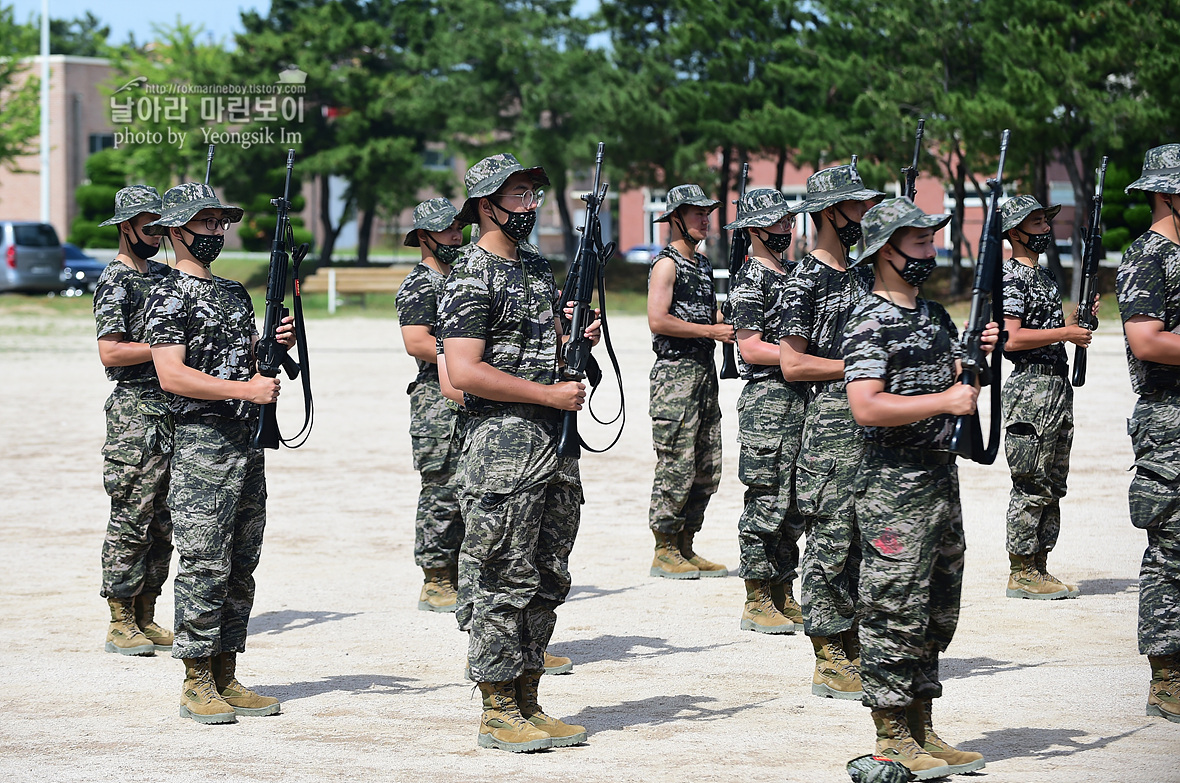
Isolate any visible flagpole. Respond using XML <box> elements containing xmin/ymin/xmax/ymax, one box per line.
<box><xmin>39</xmin><ymin>0</ymin><xmax>50</xmax><ymax>223</ymax></box>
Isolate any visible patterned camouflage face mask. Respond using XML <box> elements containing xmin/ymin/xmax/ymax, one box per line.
<box><xmin>424</xmin><ymin>234</ymin><xmax>463</xmax><ymax>265</ymax></box>
<box><xmin>833</xmin><ymin>205</ymin><xmax>863</xmax><ymax>248</ymax></box>
<box><xmin>178</xmin><ymin>226</ymin><xmax>224</xmax><ymax>266</ymax></box>
<box><xmin>489</xmin><ymin>200</ymin><xmax>537</xmax><ymax>243</ymax></box>
<box><xmin>1019</xmin><ymin>230</ymin><xmax>1053</xmax><ymax>254</ymax></box>
<box><xmin>757</xmin><ymin>228</ymin><xmax>792</xmax><ymax>254</ymax></box>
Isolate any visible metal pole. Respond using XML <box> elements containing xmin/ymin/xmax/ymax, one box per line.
<box><xmin>39</xmin><ymin>0</ymin><xmax>50</xmax><ymax>223</ymax></box>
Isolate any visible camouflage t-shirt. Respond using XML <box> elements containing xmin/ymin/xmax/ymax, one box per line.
<box><xmin>144</xmin><ymin>271</ymin><xmax>259</xmax><ymax>419</ymax></box>
<box><xmin>843</xmin><ymin>295</ymin><xmax>962</xmax><ymax>450</ymax></box>
<box><xmin>728</xmin><ymin>257</ymin><xmax>794</xmax><ymax>381</ymax></box>
<box><xmin>778</xmin><ymin>253</ymin><xmax>874</xmax><ymax>391</ymax></box>
<box><xmin>1117</xmin><ymin>230</ymin><xmax>1180</xmax><ymax>396</ymax></box>
<box><xmin>396</xmin><ymin>262</ymin><xmax>447</xmax><ymax>385</ymax></box>
<box><xmin>1002</xmin><ymin>258</ymin><xmax>1067</xmax><ymax>367</ymax></box>
<box><xmin>437</xmin><ymin>244</ymin><xmax>559</xmax><ymax>414</ymax></box>
<box><xmin>93</xmin><ymin>258</ymin><xmax>173</xmax><ymax>383</ymax></box>
<box><xmin>649</xmin><ymin>245</ymin><xmax>717</xmax><ymax>361</ymax></box>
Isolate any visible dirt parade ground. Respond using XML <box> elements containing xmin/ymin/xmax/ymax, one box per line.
<box><xmin>0</xmin><ymin>306</ymin><xmax>1175</xmax><ymax>783</ymax></box>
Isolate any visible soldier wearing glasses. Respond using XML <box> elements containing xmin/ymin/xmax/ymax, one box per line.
<box><xmin>143</xmin><ymin>183</ymin><xmax>295</xmax><ymax>725</ymax></box>
<box><xmin>439</xmin><ymin>154</ymin><xmax>599</xmax><ymax>752</ymax></box>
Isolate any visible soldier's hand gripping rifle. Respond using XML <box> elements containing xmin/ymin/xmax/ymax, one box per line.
<box><xmin>1071</xmin><ymin>156</ymin><xmax>1108</xmax><ymax>388</ymax></box>
<box><xmin>902</xmin><ymin>119</ymin><xmax>925</xmax><ymax>201</ymax></box>
<box><xmin>558</xmin><ymin>142</ymin><xmax>624</xmax><ymax>459</ymax></box>
<box><xmin>948</xmin><ymin>129</ymin><xmax>1010</xmax><ymax>464</ymax></box>
<box><xmin>253</xmin><ymin>149</ymin><xmax>314</xmax><ymax>450</ymax></box>
<box><xmin>718</xmin><ymin>162</ymin><xmax>750</xmax><ymax>380</ymax></box>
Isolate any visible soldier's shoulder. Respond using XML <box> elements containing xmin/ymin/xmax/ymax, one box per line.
<box><xmin>921</xmin><ymin>297</ymin><xmax>953</xmax><ymax>323</ymax></box>
<box><xmin>147</xmin><ymin>260</ymin><xmax>173</xmax><ymax>279</ymax></box>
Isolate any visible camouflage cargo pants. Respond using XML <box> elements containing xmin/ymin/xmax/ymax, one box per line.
<box><xmin>649</xmin><ymin>356</ymin><xmax>722</xmax><ymax>535</ymax></box>
<box><xmin>457</xmin><ymin>410</ymin><xmax>581</xmax><ymax>683</ymax></box>
<box><xmin>1127</xmin><ymin>396</ymin><xmax>1180</xmax><ymax>656</ymax></box>
<box><xmin>855</xmin><ymin>453</ymin><xmax>965</xmax><ymax>708</ymax></box>
<box><xmin>797</xmin><ymin>389</ymin><xmax>863</xmax><ymax>637</ymax></box>
<box><xmin>736</xmin><ymin>376</ymin><xmax>808</xmax><ymax>582</ymax></box>
<box><xmin>100</xmin><ymin>383</ymin><xmax>174</xmax><ymax>599</ymax></box>
<box><xmin>408</xmin><ymin>378</ymin><xmax>463</xmax><ymax>570</ymax></box>
<box><xmin>170</xmin><ymin>417</ymin><xmax>266</xmax><ymax>660</ymax></box>
<box><xmin>1002</xmin><ymin>369</ymin><xmax>1074</xmax><ymax>555</ymax></box>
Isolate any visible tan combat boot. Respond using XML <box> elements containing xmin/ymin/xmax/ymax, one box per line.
<box><xmin>650</xmin><ymin>531</ymin><xmax>700</xmax><ymax>579</ymax></box>
<box><xmin>180</xmin><ymin>658</ymin><xmax>237</xmax><ymax>724</ymax></box>
<box><xmin>477</xmin><ymin>680</ymin><xmax>553</xmax><ymax>752</ymax></box>
<box><xmin>104</xmin><ymin>598</ymin><xmax>155</xmax><ymax>656</ymax></box>
<box><xmin>211</xmin><ymin>653</ymin><xmax>280</xmax><ymax>717</ymax></box>
<box><xmin>1006</xmin><ymin>554</ymin><xmax>1069</xmax><ymax>600</ymax></box>
<box><xmin>516</xmin><ymin>671</ymin><xmax>588</xmax><ymax>747</ymax></box>
<box><xmin>1147</xmin><ymin>655</ymin><xmax>1180</xmax><ymax>723</ymax></box>
<box><xmin>841</xmin><ymin>625</ymin><xmax>862</xmax><ymax>668</ymax></box>
<box><xmin>133</xmin><ymin>592</ymin><xmax>174</xmax><ymax>651</ymax></box>
<box><xmin>741</xmin><ymin>580</ymin><xmax>796</xmax><ymax>634</ymax></box>
<box><xmin>769</xmin><ymin>582</ymin><xmax>806</xmax><ymax>632</ymax></box>
<box><xmin>811</xmin><ymin>636</ymin><xmax>863</xmax><ymax>700</ymax></box>
<box><xmin>419</xmin><ymin>566</ymin><xmax>459</xmax><ymax>613</ymax></box>
<box><xmin>1033</xmin><ymin>551</ymin><xmax>1080</xmax><ymax>598</ymax></box>
<box><xmin>679</xmin><ymin>531</ymin><xmax>728</xmax><ymax>577</ymax></box>
<box><xmin>872</xmin><ymin>707</ymin><xmax>952</xmax><ymax>780</ymax></box>
<box><xmin>544</xmin><ymin>651</ymin><xmax>573</xmax><ymax>675</ymax></box>
<box><xmin>907</xmin><ymin>699</ymin><xmax>986</xmax><ymax>774</ymax></box>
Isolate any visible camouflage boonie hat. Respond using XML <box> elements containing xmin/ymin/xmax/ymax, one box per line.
<box><xmin>98</xmin><ymin>185</ymin><xmax>162</xmax><ymax>227</ymax></box>
<box><xmin>653</xmin><ymin>184</ymin><xmax>721</xmax><ymax>222</ymax></box>
<box><xmin>456</xmin><ymin>153</ymin><xmax>549</xmax><ymax>226</ymax></box>
<box><xmin>796</xmin><ymin>163</ymin><xmax>886</xmax><ymax>214</ymax></box>
<box><xmin>853</xmin><ymin>196</ymin><xmax>951</xmax><ymax>265</ymax></box>
<box><xmin>1000</xmin><ymin>195</ymin><xmax>1061</xmax><ymax>233</ymax></box>
<box><xmin>846</xmin><ymin>754</ymin><xmax>911</xmax><ymax>783</ymax></box>
<box><xmin>723</xmin><ymin>188</ymin><xmax>794</xmax><ymax>230</ymax></box>
<box><xmin>403</xmin><ymin>198</ymin><xmax>461</xmax><ymax>247</ymax></box>
<box><xmin>1126</xmin><ymin>144</ymin><xmax>1180</xmax><ymax>195</ymax></box>
<box><xmin>142</xmin><ymin>183</ymin><xmax>243</xmax><ymax>236</ymax></box>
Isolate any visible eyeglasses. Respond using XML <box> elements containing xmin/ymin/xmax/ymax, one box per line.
<box><xmin>194</xmin><ymin>217</ymin><xmax>232</xmax><ymax>231</ymax></box>
<box><xmin>497</xmin><ymin>189</ymin><xmax>545</xmax><ymax>211</ymax></box>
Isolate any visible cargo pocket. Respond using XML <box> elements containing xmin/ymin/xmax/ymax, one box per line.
<box><xmin>102</xmin><ymin>441</ymin><xmax>146</xmax><ymax>500</ymax></box>
<box><xmin>795</xmin><ymin>453</ymin><xmax>835</xmax><ymax>517</ymax></box>
<box><xmin>1127</xmin><ymin>416</ymin><xmax>1180</xmax><ymax>529</ymax></box>
<box><xmin>411</xmin><ymin>435</ymin><xmax>452</xmax><ymax>474</ymax></box>
<box><xmin>865</xmin><ymin>526</ymin><xmax>920</xmax><ymax>564</ymax></box>
<box><xmin>1004</xmin><ymin>421</ymin><xmax>1042</xmax><ymax>478</ymax></box>
<box><xmin>138</xmin><ymin>392</ymin><xmax>174</xmax><ymax>456</ymax></box>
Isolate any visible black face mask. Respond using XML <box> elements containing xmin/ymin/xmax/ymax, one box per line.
<box><xmin>425</xmin><ymin>235</ymin><xmax>463</xmax><ymax>266</ymax></box>
<box><xmin>489</xmin><ymin>201</ymin><xmax>537</xmax><ymax>244</ymax></box>
<box><xmin>758</xmin><ymin>229</ymin><xmax>792</xmax><ymax>254</ymax></box>
<box><xmin>832</xmin><ymin>205</ymin><xmax>863</xmax><ymax>248</ymax></box>
<box><xmin>887</xmin><ymin>243</ymin><xmax>938</xmax><ymax>286</ymax></box>
<box><xmin>178</xmin><ymin>226</ymin><xmax>224</xmax><ymax>266</ymax></box>
<box><xmin>1020</xmin><ymin>229</ymin><xmax>1053</xmax><ymax>255</ymax></box>
<box><xmin>126</xmin><ymin>223</ymin><xmax>160</xmax><ymax>260</ymax></box>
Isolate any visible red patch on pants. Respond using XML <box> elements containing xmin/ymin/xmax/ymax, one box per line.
<box><xmin>873</xmin><ymin>529</ymin><xmax>904</xmax><ymax>556</ymax></box>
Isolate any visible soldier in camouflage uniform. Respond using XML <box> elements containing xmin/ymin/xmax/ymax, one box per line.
<box><xmin>440</xmin><ymin>153</ymin><xmax>598</xmax><ymax>751</ymax></box>
<box><xmin>1116</xmin><ymin>144</ymin><xmax>1180</xmax><ymax>724</ymax></box>
<box><xmin>144</xmin><ymin>183</ymin><xmax>294</xmax><ymax>725</ymax></box>
<box><xmin>94</xmin><ymin>185</ymin><xmax>174</xmax><ymax>657</ymax></box>
<box><xmin>646</xmin><ymin>184</ymin><xmax>732</xmax><ymax>579</ymax></box>
<box><xmin>779</xmin><ymin>163</ymin><xmax>883</xmax><ymax>699</ymax></box>
<box><xmin>397</xmin><ymin>198</ymin><xmax>467</xmax><ymax>613</ymax></box>
<box><xmin>999</xmin><ymin>195</ymin><xmax>1094</xmax><ymax>600</ymax></box>
<box><xmin>723</xmin><ymin>188</ymin><xmax>808</xmax><ymax>633</ymax></box>
<box><xmin>844</xmin><ymin>197</ymin><xmax>993</xmax><ymax>779</ymax></box>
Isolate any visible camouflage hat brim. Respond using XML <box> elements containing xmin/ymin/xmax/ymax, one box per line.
<box><xmin>98</xmin><ymin>205</ymin><xmax>161</xmax><ymax>227</ymax></box>
<box><xmin>403</xmin><ymin>203</ymin><xmax>460</xmax><ymax>247</ymax></box>
<box><xmin>456</xmin><ymin>166</ymin><xmax>549</xmax><ymax>227</ymax></box>
<box><xmin>653</xmin><ymin>198</ymin><xmax>721</xmax><ymax>223</ymax></box>
<box><xmin>98</xmin><ymin>186</ymin><xmax>163</xmax><ymax>227</ymax></box>
<box><xmin>795</xmin><ymin>186</ymin><xmax>886</xmax><ymax>214</ymax></box>
<box><xmin>142</xmin><ymin>197</ymin><xmax>244</xmax><ymax>236</ymax></box>
<box><xmin>724</xmin><ymin>203</ymin><xmax>794</xmax><ymax>230</ymax></box>
<box><xmin>1126</xmin><ymin>167</ymin><xmax>1180</xmax><ymax>195</ymax></box>
<box><xmin>855</xmin><ymin>212</ymin><xmax>952</xmax><ymax>265</ymax></box>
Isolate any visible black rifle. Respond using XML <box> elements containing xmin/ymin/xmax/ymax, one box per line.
<box><xmin>204</xmin><ymin>144</ymin><xmax>215</xmax><ymax>184</ymax></box>
<box><xmin>253</xmin><ymin>149</ymin><xmax>314</xmax><ymax>450</ymax></box>
<box><xmin>901</xmin><ymin>118</ymin><xmax>925</xmax><ymax>201</ymax></box>
<box><xmin>718</xmin><ymin>162</ymin><xmax>750</xmax><ymax>380</ymax></box>
<box><xmin>558</xmin><ymin>142</ymin><xmax>624</xmax><ymax>459</ymax></box>
<box><xmin>1071</xmin><ymin>156</ymin><xmax>1108</xmax><ymax>388</ymax></box>
<box><xmin>948</xmin><ymin>129</ymin><xmax>1010</xmax><ymax>464</ymax></box>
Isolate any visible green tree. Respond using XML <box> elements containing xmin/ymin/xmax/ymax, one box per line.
<box><xmin>50</xmin><ymin>12</ymin><xmax>111</xmax><ymax>57</ymax></box>
<box><xmin>0</xmin><ymin>5</ymin><xmax>40</xmax><ymax>180</ymax></box>
<box><xmin>68</xmin><ymin>148</ymin><xmax>124</xmax><ymax>247</ymax></box>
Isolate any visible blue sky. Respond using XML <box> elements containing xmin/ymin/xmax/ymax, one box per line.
<box><xmin>10</xmin><ymin>0</ymin><xmax>600</xmax><ymax>49</ymax></box>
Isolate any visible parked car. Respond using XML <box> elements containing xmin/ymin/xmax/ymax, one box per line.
<box><xmin>0</xmin><ymin>221</ymin><xmax>65</xmax><ymax>293</ymax></box>
<box><xmin>623</xmin><ymin>243</ymin><xmax>663</xmax><ymax>265</ymax></box>
<box><xmin>60</xmin><ymin>243</ymin><xmax>107</xmax><ymax>296</ymax></box>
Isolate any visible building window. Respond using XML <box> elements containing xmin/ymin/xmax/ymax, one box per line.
<box><xmin>89</xmin><ymin>133</ymin><xmax>115</xmax><ymax>154</ymax></box>
<box><xmin>422</xmin><ymin>149</ymin><xmax>453</xmax><ymax>171</ymax></box>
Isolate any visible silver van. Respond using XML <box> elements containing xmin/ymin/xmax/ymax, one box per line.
<box><xmin>1</xmin><ymin>221</ymin><xmax>65</xmax><ymax>293</ymax></box>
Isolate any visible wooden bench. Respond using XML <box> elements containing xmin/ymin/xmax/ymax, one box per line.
<box><xmin>300</xmin><ymin>265</ymin><xmax>414</xmax><ymax>313</ymax></box>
